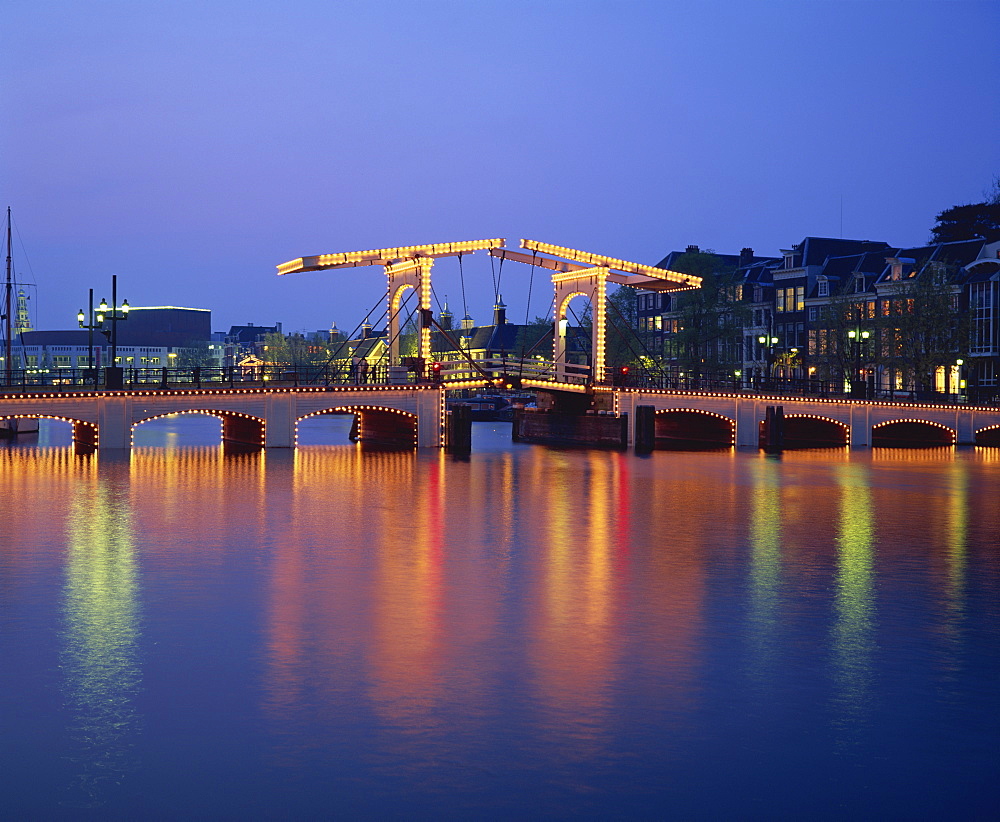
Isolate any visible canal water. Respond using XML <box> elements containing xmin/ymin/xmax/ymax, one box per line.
<box><xmin>0</xmin><ymin>417</ymin><xmax>997</xmax><ymax>819</ymax></box>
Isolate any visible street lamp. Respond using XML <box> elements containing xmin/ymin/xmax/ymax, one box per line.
<box><xmin>77</xmin><ymin>288</ymin><xmax>101</xmax><ymax>384</ymax></box>
<box><xmin>80</xmin><ymin>276</ymin><xmax>129</xmax><ymax>388</ymax></box>
<box><xmin>847</xmin><ymin>324</ymin><xmax>870</xmax><ymax>398</ymax></box>
<box><xmin>758</xmin><ymin>334</ymin><xmax>778</xmax><ymax>384</ymax></box>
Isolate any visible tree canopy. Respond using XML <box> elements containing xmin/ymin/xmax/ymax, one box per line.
<box><xmin>930</xmin><ymin>202</ymin><xmax>1000</xmax><ymax>244</ymax></box>
<box><xmin>930</xmin><ymin>178</ymin><xmax>1000</xmax><ymax>243</ymax></box>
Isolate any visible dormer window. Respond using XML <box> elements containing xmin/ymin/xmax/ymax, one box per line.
<box><xmin>818</xmin><ymin>279</ymin><xmax>829</xmax><ymax>297</ymax></box>
<box><xmin>855</xmin><ymin>277</ymin><xmax>866</xmax><ymax>293</ymax></box>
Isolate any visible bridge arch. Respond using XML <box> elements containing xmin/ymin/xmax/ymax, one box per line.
<box><xmin>132</xmin><ymin>410</ymin><xmax>265</xmax><ymax>448</ymax></box>
<box><xmin>655</xmin><ymin>408</ymin><xmax>735</xmax><ymax>449</ymax></box>
<box><xmin>872</xmin><ymin>419</ymin><xmax>955</xmax><ymax>447</ymax></box>
<box><xmin>297</xmin><ymin>405</ymin><xmax>418</xmax><ymax>448</ymax></box>
<box><xmin>782</xmin><ymin>414</ymin><xmax>850</xmax><ymax>448</ymax></box>
<box><xmin>0</xmin><ymin>413</ymin><xmax>97</xmax><ymax>449</ymax></box>
<box><xmin>975</xmin><ymin>424</ymin><xmax>1000</xmax><ymax>447</ymax></box>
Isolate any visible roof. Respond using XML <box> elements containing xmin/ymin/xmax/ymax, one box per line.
<box><xmin>16</xmin><ymin>330</ymin><xmax>94</xmax><ymax>345</ymax></box>
<box><xmin>227</xmin><ymin>325</ymin><xmax>279</xmax><ymax>342</ymax></box>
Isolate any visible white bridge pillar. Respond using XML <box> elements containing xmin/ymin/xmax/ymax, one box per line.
<box><xmin>265</xmin><ymin>393</ymin><xmax>295</xmax><ymax>448</ymax></box>
<box><xmin>850</xmin><ymin>404</ymin><xmax>871</xmax><ymax>448</ymax></box>
<box><xmin>97</xmin><ymin>395</ymin><xmax>132</xmax><ymax>450</ymax></box>
<box><xmin>415</xmin><ymin>388</ymin><xmax>445</xmax><ymax>448</ymax></box>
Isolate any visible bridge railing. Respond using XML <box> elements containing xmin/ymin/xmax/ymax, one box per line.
<box><xmin>3</xmin><ymin>365</ymin><xmax>997</xmax><ymax>406</ymax></box>
<box><xmin>0</xmin><ymin>364</ymin><xmax>433</xmax><ymax>391</ymax></box>
<box><xmin>435</xmin><ymin>357</ymin><xmax>590</xmax><ymax>385</ymax></box>
<box><xmin>598</xmin><ymin>367</ymin><xmax>1000</xmax><ymax>406</ymax></box>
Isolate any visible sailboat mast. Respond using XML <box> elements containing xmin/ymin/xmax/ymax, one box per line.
<box><xmin>4</xmin><ymin>207</ymin><xmax>12</xmax><ymax>386</ymax></box>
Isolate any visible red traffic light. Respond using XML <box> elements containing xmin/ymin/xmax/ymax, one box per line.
<box><xmin>431</xmin><ymin>362</ymin><xmax>442</xmax><ymax>372</ymax></box>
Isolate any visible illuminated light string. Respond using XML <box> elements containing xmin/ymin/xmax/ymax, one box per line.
<box><xmin>129</xmin><ymin>410</ymin><xmax>266</xmax><ymax>448</ymax></box>
<box><xmin>782</xmin><ymin>413</ymin><xmax>852</xmax><ymax>444</ymax></box>
<box><xmin>872</xmin><ymin>418</ymin><xmax>956</xmax><ymax>443</ymax></box>
<box><xmin>0</xmin><ymin>414</ymin><xmax>98</xmax><ymax>444</ymax></box>
<box><xmin>278</xmin><ymin>239</ymin><xmax>506</xmax><ymax>275</ymax></box>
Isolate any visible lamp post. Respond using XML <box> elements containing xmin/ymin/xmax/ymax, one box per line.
<box><xmin>80</xmin><ymin>276</ymin><xmax>129</xmax><ymax>388</ymax></box>
<box><xmin>758</xmin><ymin>334</ymin><xmax>778</xmax><ymax>386</ymax></box>
<box><xmin>847</xmin><ymin>319</ymin><xmax>870</xmax><ymax>398</ymax></box>
<box><xmin>955</xmin><ymin>357</ymin><xmax>965</xmax><ymax>402</ymax></box>
<box><xmin>76</xmin><ymin>288</ymin><xmax>102</xmax><ymax>385</ymax></box>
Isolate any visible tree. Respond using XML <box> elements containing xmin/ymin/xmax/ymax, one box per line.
<box><xmin>603</xmin><ymin>286</ymin><xmax>645</xmax><ymax>369</ymax></box>
<box><xmin>879</xmin><ymin>263</ymin><xmax>968</xmax><ymax>393</ymax></box>
<box><xmin>513</xmin><ymin>315</ymin><xmax>553</xmax><ymax>359</ymax></box>
<box><xmin>669</xmin><ymin>251</ymin><xmax>750</xmax><ymax>382</ymax></box>
<box><xmin>175</xmin><ymin>341</ymin><xmax>216</xmax><ymax>368</ymax></box>
<box><xmin>813</xmin><ymin>286</ymin><xmax>882</xmax><ymax>391</ymax></box>
<box><xmin>261</xmin><ymin>332</ymin><xmax>329</xmax><ymax>368</ymax></box>
<box><xmin>930</xmin><ymin>179</ymin><xmax>1000</xmax><ymax>243</ymax></box>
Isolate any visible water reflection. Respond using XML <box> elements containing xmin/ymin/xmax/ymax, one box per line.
<box><xmin>831</xmin><ymin>462</ymin><xmax>875</xmax><ymax>739</ymax></box>
<box><xmin>747</xmin><ymin>456</ymin><xmax>783</xmax><ymax>683</ymax></box>
<box><xmin>531</xmin><ymin>450</ymin><xmax>620</xmax><ymax>761</ymax></box>
<box><xmin>60</xmin><ymin>460</ymin><xmax>142</xmax><ymax>808</ymax></box>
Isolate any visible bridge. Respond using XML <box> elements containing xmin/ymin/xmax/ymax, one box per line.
<box><xmin>2</xmin><ymin>237</ymin><xmax>999</xmax><ymax>451</ymax></box>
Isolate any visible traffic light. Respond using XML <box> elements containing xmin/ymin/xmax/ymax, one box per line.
<box><xmin>430</xmin><ymin>362</ymin><xmax>442</xmax><ymax>383</ymax></box>
<box><xmin>613</xmin><ymin>365</ymin><xmax>630</xmax><ymax>386</ymax></box>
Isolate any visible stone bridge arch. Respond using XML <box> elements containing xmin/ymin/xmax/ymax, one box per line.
<box><xmin>0</xmin><ymin>413</ymin><xmax>97</xmax><ymax>450</ymax></box>
<box><xmin>782</xmin><ymin>414</ymin><xmax>850</xmax><ymax>448</ymax></box>
<box><xmin>872</xmin><ymin>419</ymin><xmax>955</xmax><ymax>447</ymax></box>
<box><xmin>974</xmin><ymin>424</ymin><xmax>1000</xmax><ymax>447</ymax></box>
<box><xmin>133</xmin><ymin>410</ymin><xmax>265</xmax><ymax>449</ymax></box>
<box><xmin>297</xmin><ymin>405</ymin><xmax>418</xmax><ymax>448</ymax></box>
<box><xmin>655</xmin><ymin>408</ymin><xmax>735</xmax><ymax>449</ymax></box>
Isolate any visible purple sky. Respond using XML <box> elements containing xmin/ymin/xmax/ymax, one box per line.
<box><xmin>2</xmin><ymin>0</ymin><xmax>998</xmax><ymax>335</ymax></box>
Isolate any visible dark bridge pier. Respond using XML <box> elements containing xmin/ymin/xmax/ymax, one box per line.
<box><xmin>446</xmin><ymin>403</ymin><xmax>472</xmax><ymax>454</ymax></box>
<box><xmin>634</xmin><ymin>405</ymin><xmax>656</xmax><ymax>454</ymax></box>
<box><xmin>762</xmin><ymin>405</ymin><xmax>785</xmax><ymax>452</ymax></box>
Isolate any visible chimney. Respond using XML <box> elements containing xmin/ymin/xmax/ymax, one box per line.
<box><xmin>685</xmin><ymin>245</ymin><xmax>700</xmax><ymax>254</ymax></box>
<box><xmin>362</xmin><ymin>321</ymin><xmax>372</xmax><ymax>339</ymax></box>
<box><xmin>461</xmin><ymin>313</ymin><xmax>475</xmax><ymax>331</ymax></box>
<box><xmin>740</xmin><ymin>247</ymin><xmax>754</xmax><ymax>267</ymax></box>
<box><xmin>493</xmin><ymin>297</ymin><xmax>507</xmax><ymax>326</ymax></box>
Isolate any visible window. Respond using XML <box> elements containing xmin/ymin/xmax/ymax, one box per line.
<box><xmin>795</xmin><ymin>286</ymin><xmax>804</xmax><ymax>311</ymax></box>
<box><xmin>808</xmin><ymin>307</ymin><xmax>817</xmax><ymax>322</ymax></box>
<box><xmin>818</xmin><ymin>279</ymin><xmax>829</xmax><ymax>297</ymax></box>
<box><xmin>970</xmin><ymin>281</ymin><xmax>995</xmax><ymax>355</ymax></box>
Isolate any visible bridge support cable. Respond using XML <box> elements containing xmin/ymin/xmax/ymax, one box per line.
<box><xmin>370</xmin><ymin>287</ymin><xmax>420</xmax><ymax>374</ymax></box>
<box><xmin>604</xmin><ymin>292</ymin><xmax>672</xmax><ymax>385</ymax></box>
<box><xmin>458</xmin><ymin>252</ymin><xmax>469</xmax><ymax>326</ymax></box>
<box><xmin>426</xmin><ymin>314</ymin><xmax>495</xmax><ymax>383</ymax></box>
<box><xmin>309</xmin><ymin>291</ymin><xmax>390</xmax><ymax>384</ymax></box>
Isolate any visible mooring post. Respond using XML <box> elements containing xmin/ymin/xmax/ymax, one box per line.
<box><xmin>763</xmin><ymin>405</ymin><xmax>784</xmax><ymax>452</ymax></box>
<box><xmin>635</xmin><ymin>405</ymin><xmax>655</xmax><ymax>453</ymax></box>
<box><xmin>446</xmin><ymin>403</ymin><xmax>472</xmax><ymax>453</ymax></box>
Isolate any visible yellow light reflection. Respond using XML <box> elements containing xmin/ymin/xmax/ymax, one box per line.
<box><xmin>831</xmin><ymin>462</ymin><xmax>875</xmax><ymax>739</ymax></box>
<box><xmin>941</xmin><ymin>461</ymin><xmax>968</xmax><ymax>645</ymax></box>
<box><xmin>61</xmin><ymin>462</ymin><xmax>142</xmax><ymax>807</ymax></box>
<box><xmin>747</xmin><ymin>456</ymin><xmax>782</xmax><ymax>682</ymax></box>
<box><xmin>530</xmin><ymin>449</ymin><xmax>618</xmax><ymax>759</ymax></box>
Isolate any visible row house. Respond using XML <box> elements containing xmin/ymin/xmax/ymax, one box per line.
<box><xmin>636</xmin><ymin>236</ymin><xmax>1000</xmax><ymax>398</ymax></box>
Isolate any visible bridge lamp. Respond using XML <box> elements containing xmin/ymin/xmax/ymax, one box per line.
<box><xmin>99</xmin><ymin>298</ymin><xmax>108</xmax><ymax>313</ymax></box>
<box><xmin>77</xmin><ymin>309</ymin><xmax>85</xmax><ymax>327</ymax></box>
<box><xmin>122</xmin><ymin>300</ymin><xmax>130</xmax><ymax>315</ymax></box>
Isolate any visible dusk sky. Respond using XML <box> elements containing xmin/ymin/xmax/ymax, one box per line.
<box><xmin>2</xmin><ymin>0</ymin><xmax>998</xmax><ymax>335</ymax></box>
